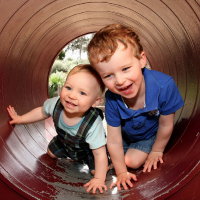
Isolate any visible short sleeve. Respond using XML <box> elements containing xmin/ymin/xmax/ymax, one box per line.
<box><xmin>159</xmin><ymin>77</ymin><xmax>184</xmax><ymax>115</ymax></box>
<box><xmin>43</xmin><ymin>96</ymin><xmax>60</xmax><ymax>116</ymax></box>
<box><xmin>85</xmin><ymin>116</ymin><xmax>106</xmax><ymax>149</ymax></box>
<box><xmin>105</xmin><ymin>90</ymin><xmax>121</xmax><ymax>127</ymax></box>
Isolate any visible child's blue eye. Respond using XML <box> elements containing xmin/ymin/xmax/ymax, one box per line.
<box><xmin>66</xmin><ymin>86</ymin><xmax>71</xmax><ymax>90</ymax></box>
<box><xmin>80</xmin><ymin>91</ymin><xmax>86</xmax><ymax>95</ymax></box>
<box><xmin>123</xmin><ymin>67</ymin><xmax>129</xmax><ymax>71</ymax></box>
<box><xmin>105</xmin><ymin>74</ymin><xmax>111</xmax><ymax>78</ymax></box>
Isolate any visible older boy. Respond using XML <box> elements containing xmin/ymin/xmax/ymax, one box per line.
<box><xmin>87</xmin><ymin>23</ymin><xmax>184</xmax><ymax>190</ymax></box>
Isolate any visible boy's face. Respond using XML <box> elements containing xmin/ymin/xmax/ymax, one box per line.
<box><xmin>94</xmin><ymin>42</ymin><xmax>146</xmax><ymax>100</ymax></box>
<box><xmin>60</xmin><ymin>72</ymin><xmax>101</xmax><ymax>117</ymax></box>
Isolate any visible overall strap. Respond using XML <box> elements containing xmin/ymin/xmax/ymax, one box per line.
<box><xmin>76</xmin><ymin>107</ymin><xmax>103</xmax><ymax>139</ymax></box>
<box><xmin>53</xmin><ymin>98</ymin><xmax>63</xmax><ymax>125</ymax></box>
<box><xmin>53</xmin><ymin>99</ymin><xmax>104</xmax><ymax>142</ymax></box>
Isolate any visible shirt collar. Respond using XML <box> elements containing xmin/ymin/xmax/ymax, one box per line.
<box><xmin>114</xmin><ymin>68</ymin><xmax>160</xmax><ymax>119</ymax></box>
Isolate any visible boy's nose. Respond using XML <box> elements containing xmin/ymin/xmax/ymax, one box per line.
<box><xmin>115</xmin><ymin>75</ymin><xmax>125</xmax><ymax>85</ymax></box>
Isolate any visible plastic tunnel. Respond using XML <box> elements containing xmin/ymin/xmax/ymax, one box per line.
<box><xmin>0</xmin><ymin>0</ymin><xmax>200</xmax><ymax>199</ymax></box>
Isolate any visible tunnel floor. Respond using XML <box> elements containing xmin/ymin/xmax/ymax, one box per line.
<box><xmin>1</xmin><ymin>0</ymin><xmax>200</xmax><ymax>199</ymax></box>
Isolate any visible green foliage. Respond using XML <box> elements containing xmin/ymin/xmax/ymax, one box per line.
<box><xmin>49</xmin><ymin>86</ymin><xmax>57</xmax><ymax>98</ymax></box>
<box><xmin>49</xmin><ymin>71</ymin><xmax>67</xmax><ymax>98</ymax></box>
<box><xmin>65</xmin><ymin>35</ymin><xmax>93</xmax><ymax>59</ymax></box>
<box><xmin>51</xmin><ymin>60</ymin><xmax>68</xmax><ymax>74</ymax></box>
<box><xmin>65</xmin><ymin>59</ymin><xmax>90</xmax><ymax>75</ymax></box>
<box><xmin>66</xmin><ymin>57</ymin><xmax>73</xmax><ymax>61</ymax></box>
<box><xmin>57</xmin><ymin>50</ymin><xmax>65</xmax><ymax>60</ymax></box>
<box><xmin>66</xmin><ymin>36</ymin><xmax>89</xmax><ymax>52</ymax></box>
<box><xmin>51</xmin><ymin>58</ymin><xmax>90</xmax><ymax>75</ymax></box>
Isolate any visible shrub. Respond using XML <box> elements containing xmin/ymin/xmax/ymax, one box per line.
<box><xmin>66</xmin><ymin>59</ymin><xmax>90</xmax><ymax>74</ymax></box>
<box><xmin>66</xmin><ymin>57</ymin><xmax>73</xmax><ymax>61</ymax></box>
<box><xmin>49</xmin><ymin>71</ymin><xmax>67</xmax><ymax>98</ymax></box>
<box><xmin>51</xmin><ymin>60</ymin><xmax>68</xmax><ymax>74</ymax></box>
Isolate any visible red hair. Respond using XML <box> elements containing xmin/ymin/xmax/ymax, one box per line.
<box><xmin>87</xmin><ymin>23</ymin><xmax>143</xmax><ymax>65</ymax></box>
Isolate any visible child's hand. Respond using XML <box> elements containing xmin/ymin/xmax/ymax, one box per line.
<box><xmin>109</xmin><ymin>172</ymin><xmax>137</xmax><ymax>191</ymax></box>
<box><xmin>7</xmin><ymin>105</ymin><xmax>22</xmax><ymax>124</ymax></box>
<box><xmin>143</xmin><ymin>151</ymin><xmax>163</xmax><ymax>172</ymax></box>
<box><xmin>84</xmin><ymin>177</ymin><xmax>107</xmax><ymax>194</ymax></box>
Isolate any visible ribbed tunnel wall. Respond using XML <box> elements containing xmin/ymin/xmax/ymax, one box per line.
<box><xmin>0</xmin><ymin>0</ymin><xmax>200</xmax><ymax>199</ymax></box>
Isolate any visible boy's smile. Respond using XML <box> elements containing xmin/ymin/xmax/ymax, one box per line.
<box><xmin>117</xmin><ymin>83</ymin><xmax>133</xmax><ymax>94</ymax></box>
<box><xmin>94</xmin><ymin>42</ymin><xmax>146</xmax><ymax>103</ymax></box>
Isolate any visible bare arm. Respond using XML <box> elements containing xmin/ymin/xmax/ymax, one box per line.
<box><xmin>107</xmin><ymin>125</ymin><xmax>126</xmax><ymax>175</ymax></box>
<box><xmin>7</xmin><ymin>105</ymin><xmax>48</xmax><ymax>125</ymax></box>
<box><xmin>143</xmin><ymin>113</ymin><xmax>175</xmax><ymax>172</ymax></box>
<box><xmin>107</xmin><ymin>125</ymin><xmax>137</xmax><ymax>190</ymax></box>
<box><xmin>93</xmin><ymin>145</ymin><xmax>108</xmax><ymax>181</ymax></box>
<box><xmin>84</xmin><ymin>145</ymin><xmax>108</xmax><ymax>193</ymax></box>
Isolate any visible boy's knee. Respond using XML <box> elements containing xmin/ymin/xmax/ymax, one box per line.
<box><xmin>47</xmin><ymin>147</ymin><xmax>57</xmax><ymax>159</ymax></box>
<box><xmin>125</xmin><ymin>155</ymin><xmax>143</xmax><ymax>169</ymax></box>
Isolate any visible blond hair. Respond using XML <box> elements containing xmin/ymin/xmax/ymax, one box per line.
<box><xmin>68</xmin><ymin>64</ymin><xmax>105</xmax><ymax>94</ymax></box>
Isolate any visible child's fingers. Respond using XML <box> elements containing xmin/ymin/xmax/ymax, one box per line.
<box><xmin>143</xmin><ymin>161</ymin><xmax>152</xmax><ymax>172</ymax></box>
<box><xmin>92</xmin><ymin>187</ymin><xmax>97</xmax><ymax>194</ymax></box>
<box><xmin>144</xmin><ymin>155</ymin><xmax>164</xmax><ymax>172</ymax></box>
<box><xmin>7</xmin><ymin>107</ymin><xmax>12</xmax><ymax>115</ymax></box>
<box><xmin>147</xmin><ymin>163</ymin><xmax>153</xmax><ymax>172</ymax></box>
<box><xmin>159</xmin><ymin>157</ymin><xmax>163</xmax><ymax>163</ymax></box>
<box><xmin>92</xmin><ymin>185</ymin><xmax>107</xmax><ymax>194</ymax></box>
<box><xmin>84</xmin><ymin>181</ymin><xmax>93</xmax><ymax>193</ymax></box>
<box><xmin>117</xmin><ymin>181</ymin><xmax>122</xmax><ymax>191</ymax></box>
<box><xmin>7</xmin><ymin>106</ymin><xmax>16</xmax><ymax>116</ymax></box>
<box><xmin>125</xmin><ymin>180</ymin><xmax>133</xmax><ymax>188</ymax></box>
<box><xmin>83</xmin><ymin>182</ymin><xmax>90</xmax><ymax>187</ymax></box>
<box><xmin>110</xmin><ymin>175</ymin><xmax>137</xmax><ymax>191</ymax></box>
<box><xmin>153</xmin><ymin>156</ymin><xmax>164</xmax><ymax>169</ymax></box>
<box><xmin>8</xmin><ymin>105</ymin><xmax>13</xmax><ymax>112</ymax></box>
<box><xmin>97</xmin><ymin>186</ymin><xmax>104</xmax><ymax>194</ymax></box>
<box><xmin>143</xmin><ymin>162</ymin><xmax>148</xmax><ymax>172</ymax></box>
<box><xmin>130</xmin><ymin>173</ymin><xmax>137</xmax><ymax>181</ymax></box>
<box><xmin>122</xmin><ymin>181</ymin><xmax>128</xmax><ymax>190</ymax></box>
<box><xmin>9</xmin><ymin>120</ymin><xmax>15</xmax><ymax>125</ymax></box>
<box><xmin>86</xmin><ymin>185</ymin><xmax>93</xmax><ymax>193</ymax></box>
<box><xmin>153</xmin><ymin>160</ymin><xmax>158</xmax><ymax>170</ymax></box>
<box><xmin>101</xmin><ymin>185</ymin><xmax>107</xmax><ymax>192</ymax></box>
<box><xmin>109</xmin><ymin>181</ymin><xmax>116</xmax><ymax>189</ymax></box>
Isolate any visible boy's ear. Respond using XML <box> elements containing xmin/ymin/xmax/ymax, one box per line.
<box><xmin>92</xmin><ymin>96</ymin><xmax>102</xmax><ymax>108</ymax></box>
<box><xmin>140</xmin><ymin>51</ymin><xmax>147</xmax><ymax>69</ymax></box>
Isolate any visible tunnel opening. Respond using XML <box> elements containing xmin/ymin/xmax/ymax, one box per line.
<box><xmin>48</xmin><ymin>33</ymin><xmax>92</xmax><ymax>98</ymax></box>
<box><xmin>0</xmin><ymin>1</ymin><xmax>200</xmax><ymax>199</ymax></box>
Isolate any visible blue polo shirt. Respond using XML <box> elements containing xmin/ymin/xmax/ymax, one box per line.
<box><xmin>105</xmin><ymin>68</ymin><xmax>184</xmax><ymax>141</ymax></box>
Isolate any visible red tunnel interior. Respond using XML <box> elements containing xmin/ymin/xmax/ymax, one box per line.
<box><xmin>0</xmin><ymin>0</ymin><xmax>200</xmax><ymax>199</ymax></box>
